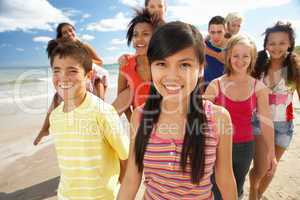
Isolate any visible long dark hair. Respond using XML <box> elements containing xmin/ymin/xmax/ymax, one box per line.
<box><xmin>56</xmin><ymin>22</ymin><xmax>75</xmax><ymax>39</ymax></box>
<box><xmin>134</xmin><ymin>21</ymin><xmax>208</xmax><ymax>184</ymax></box>
<box><xmin>126</xmin><ymin>9</ymin><xmax>164</xmax><ymax>46</ymax></box>
<box><xmin>252</xmin><ymin>21</ymin><xmax>300</xmax><ymax>87</ymax></box>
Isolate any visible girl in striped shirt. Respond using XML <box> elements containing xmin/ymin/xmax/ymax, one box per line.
<box><xmin>118</xmin><ymin>21</ymin><xmax>237</xmax><ymax>200</ymax></box>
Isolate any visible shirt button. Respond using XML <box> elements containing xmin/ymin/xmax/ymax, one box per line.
<box><xmin>170</xmin><ymin>152</ymin><xmax>174</xmax><ymax>156</ymax></box>
<box><xmin>168</xmin><ymin>162</ymin><xmax>172</xmax><ymax>166</ymax></box>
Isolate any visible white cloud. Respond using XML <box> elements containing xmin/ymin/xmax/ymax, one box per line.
<box><xmin>82</xmin><ymin>14</ymin><xmax>91</xmax><ymax>19</ymax></box>
<box><xmin>16</xmin><ymin>48</ymin><xmax>24</xmax><ymax>51</ymax></box>
<box><xmin>167</xmin><ymin>0</ymin><xmax>291</xmax><ymax>26</ymax></box>
<box><xmin>120</xmin><ymin>0</ymin><xmax>140</xmax><ymax>7</ymax></box>
<box><xmin>111</xmin><ymin>38</ymin><xmax>127</xmax><ymax>45</ymax></box>
<box><xmin>86</xmin><ymin>12</ymin><xmax>130</xmax><ymax>32</ymax></box>
<box><xmin>0</xmin><ymin>0</ymin><xmax>73</xmax><ymax>32</ymax></box>
<box><xmin>80</xmin><ymin>34</ymin><xmax>95</xmax><ymax>41</ymax></box>
<box><xmin>107</xmin><ymin>46</ymin><xmax>120</xmax><ymax>51</ymax></box>
<box><xmin>32</xmin><ymin>36</ymin><xmax>52</xmax><ymax>43</ymax></box>
<box><xmin>109</xmin><ymin>6</ymin><xmax>117</xmax><ymax>10</ymax></box>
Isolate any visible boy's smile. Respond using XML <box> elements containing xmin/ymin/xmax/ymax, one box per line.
<box><xmin>52</xmin><ymin>56</ymin><xmax>89</xmax><ymax>111</ymax></box>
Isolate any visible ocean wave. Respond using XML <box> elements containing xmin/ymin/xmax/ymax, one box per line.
<box><xmin>0</xmin><ymin>94</ymin><xmax>50</xmax><ymax>104</ymax></box>
<box><xmin>0</xmin><ymin>77</ymin><xmax>50</xmax><ymax>86</ymax></box>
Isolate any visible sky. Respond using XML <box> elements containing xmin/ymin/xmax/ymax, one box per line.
<box><xmin>0</xmin><ymin>0</ymin><xmax>300</xmax><ymax>67</ymax></box>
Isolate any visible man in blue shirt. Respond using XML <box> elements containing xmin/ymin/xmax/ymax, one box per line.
<box><xmin>204</xmin><ymin>16</ymin><xmax>227</xmax><ymax>88</ymax></box>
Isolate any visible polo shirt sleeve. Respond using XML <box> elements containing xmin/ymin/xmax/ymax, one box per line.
<box><xmin>97</xmin><ymin>105</ymin><xmax>129</xmax><ymax>160</ymax></box>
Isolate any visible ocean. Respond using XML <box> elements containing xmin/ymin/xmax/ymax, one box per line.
<box><xmin>0</xmin><ymin>64</ymin><xmax>119</xmax><ymax>105</ymax></box>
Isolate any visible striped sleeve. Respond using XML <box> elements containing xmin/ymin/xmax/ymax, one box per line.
<box><xmin>97</xmin><ymin>105</ymin><xmax>129</xmax><ymax>160</ymax></box>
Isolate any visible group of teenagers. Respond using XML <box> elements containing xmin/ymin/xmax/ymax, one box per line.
<box><xmin>33</xmin><ymin>0</ymin><xmax>300</xmax><ymax>199</ymax></box>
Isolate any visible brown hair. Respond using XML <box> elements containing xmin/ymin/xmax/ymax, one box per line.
<box><xmin>252</xmin><ymin>21</ymin><xmax>300</xmax><ymax>89</ymax></box>
<box><xmin>46</xmin><ymin>39</ymin><xmax>92</xmax><ymax>74</ymax></box>
<box><xmin>56</xmin><ymin>22</ymin><xmax>75</xmax><ymax>39</ymax></box>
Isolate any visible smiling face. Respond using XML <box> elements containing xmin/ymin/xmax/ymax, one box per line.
<box><xmin>229</xmin><ymin>43</ymin><xmax>252</xmax><ymax>75</ymax></box>
<box><xmin>61</xmin><ymin>25</ymin><xmax>76</xmax><ymax>42</ymax></box>
<box><xmin>266</xmin><ymin>32</ymin><xmax>290</xmax><ymax>60</ymax></box>
<box><xmin>52</xmin><ymin>56</ymin><xmax>89</xmax><ymax>104</ymax></box>
<box><xmin>146</xmin><ymin>0</ymin><xmax>166</xmax><ymax>19</ymax></box>
<box><xmin>132</xmin><ymin>22</ymin><xmax>153</xmax><ymax>56</ymax></box>
<box><xmin>151</xmin><ymin>47</ymin><xmax>201</xmax><ymax>103</ymax></box>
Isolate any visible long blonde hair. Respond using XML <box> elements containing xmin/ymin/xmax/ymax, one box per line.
<box><xmin>225</xmin><ymin>34</ymin><xmax>257</xmax><ymax>75</ymax></box>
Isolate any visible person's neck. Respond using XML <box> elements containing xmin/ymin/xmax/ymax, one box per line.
<box><xmin>136</xmin><ymin>54</ymin><xmax>148</xmax><ymax>64</ymax></box>
<box><xmin>210</xmin><ymin>39</ymin><xmax>226</xmax><ymax>49</ymax></box>
<box><xmin>161</xmin><ymin>96</ymin><xmax>189</xmax><ymax>117</ymax></box>
<box><xmin>228</xmin><ymin>72</ymin><xmax>249</xmax><ymax>82</ymax></box>
<box><xmin>63</xmin><ymin>91</ymin><xmax>87</xmax><ymax>112</ymax></box>
<box><xmin>270</xmin><ymin>57</ymin><xmax>284</xmax><ymax>71</ymax></box>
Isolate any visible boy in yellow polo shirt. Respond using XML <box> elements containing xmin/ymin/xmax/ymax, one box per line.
<box><xmin>47</xmin><ymin>40</ymin><xmax>129</xmax><ymax>200</ymax></box>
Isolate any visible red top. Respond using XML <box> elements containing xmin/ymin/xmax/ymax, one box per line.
<box><xmin>120</xmin><ymin>56</ymin><xmax>151</xmax><ymax>108</ymax></box>
<box><xmin>214</xmin><ymin>80</ymin><xmax>257</xmax><ymax>143</ymax></box>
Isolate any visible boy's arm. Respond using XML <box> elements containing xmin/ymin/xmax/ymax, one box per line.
<box><xmin>213</xmin><ymin>105</ymin><xmax>238</xmax><ymax>200</ymax></box>
<box><xmin>34</xmin><ymin>93</ymin><xmax>62</xmax><ymax>145</ymax></box>
<box><xmin>119</xmin><ymin>159</ymin><xmax>127</xmax><ymax>183</ymax></box>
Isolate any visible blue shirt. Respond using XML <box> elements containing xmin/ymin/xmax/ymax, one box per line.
<box><xmin>204</xmin><ymin>40</ymin><xmax>224</xmax><ymax>87</ymax></box>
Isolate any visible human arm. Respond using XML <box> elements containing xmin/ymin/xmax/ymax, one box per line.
<box><xmin>213</xmin><ymin>105</ymin><xmax>238</xmax><ymax>200</ymax></box>
<box><xmin>118</xmin><ymin>54</ymin><xmax>132</xmax><ymax>66</ymax></box>
<box><xmin>33</xmin><ymin>93</ymin><xmax>62</xmax><ymax>145</ymax></box>
<box><xmin>119</xmin><ymin>159</ymin><xmax>127</xmax><ymax>183</ymax></box>
<box><xmin>256</xmin><ymin>81</ymin><xmax>277</xmax><ymax>175</ymax></box>
<box><xmin>203</xmin><ymin>79</ymin><xmax>219</xmax><ymax>102</ymax></box>
<box><xmin>117</xmin><ymin>63</ymin><xmax>133</xmax><ymax>120</ymax></box>
<box><xmin>112</xmin><ymin>88</ymin><xmax>133</xmax><ymax>116</ymax></box>
<box><xmin>83</xmin><ymin>43</ymin><xmax>103</xmax><ymax>66</ymax></box>
<box><xmin>205</xmin><ymin>46</ymin><xmax>225</xmax><ymax>64</ymax></box>
<box><xmin>117</xmin><ymin>108</ymin><xmax>143</xmax><ymax>200</ymax></box>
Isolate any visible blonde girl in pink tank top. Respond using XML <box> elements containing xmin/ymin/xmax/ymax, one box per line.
<box><xmin>204</xmin><ymin>34</ymin><xmax>276</xmax><ymax>200</ymax></box>
<box><xmin>118</xmin><ymin>21</ymin><xmax>237</xmax><ymax>200</ymax></box>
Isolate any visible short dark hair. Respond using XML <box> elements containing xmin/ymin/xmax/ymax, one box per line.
<box><xmin>56</xmin><ymin>22</ymin><xmax>75</xmax><ymax>39</ymax></box>
<box><xmin>126</xmin><ymin>9</ymin><xmax>164</xmax><ymax>46</ymax></box>
<box><xmin>208</xmin><ymin>16</ymin><xmax>225</xmax><ymax>28</ymax></box>
<box><xmin>46</xmin><ymin>39</ymin><xmax>92</xmax><ymax>74</ymax></box>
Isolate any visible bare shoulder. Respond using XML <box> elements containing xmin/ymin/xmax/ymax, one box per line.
<box><xmin>204</xmin><ymin>100</ymin><xmax>230</xmax><ymax>126</ymax></box>
<box><xmin>203</xmin><ymin>77</ymin><xmax>222</xmax><ymax>101</ymax></box>
<box><xmin>207</xmin><ymin>102</ymin><xmax>232</xmax><ymax>138</ymax></box>
<box><xmin>210</xmin><ymin>103</ymin><xmax>231</xmax><ymax>123</ymax></box>
<box><xmin>254</xmin><ymin>79</ymin><xmax>270</xmax><ymax>97</ymax></box>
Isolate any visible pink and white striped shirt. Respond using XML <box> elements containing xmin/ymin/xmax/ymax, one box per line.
<box><xmin>143</xmin><ymin>100</ymin><xmax>218</xmax><ymax>200</ymax></box>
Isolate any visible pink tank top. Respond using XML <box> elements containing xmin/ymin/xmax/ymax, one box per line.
<box><xmin>214</xmin><ymin>79</ymin><xmax>257</xmax><ymax>143</ymax></box>
<box><xmin>143</xmin><ymin>100</ymin><xmax>218</xmax><ymax>200</ymax></box>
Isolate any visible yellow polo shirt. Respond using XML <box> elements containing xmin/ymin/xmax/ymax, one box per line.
<box><xmin>50</xmin><ymin>92</ymin><xmax>129</xmax><ymax>200</ymax></box>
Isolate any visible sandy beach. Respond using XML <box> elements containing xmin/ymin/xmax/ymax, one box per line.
<box><xmin>0</xmin><ymin>88</ymin><xmax>299</xmax><ymax>200</ymax></box>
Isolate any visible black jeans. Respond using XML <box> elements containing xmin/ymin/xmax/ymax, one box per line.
<box><xmin>212</xmin><ymin>141</ymin><xmax>255</xmax><ymax>199</ymax></box>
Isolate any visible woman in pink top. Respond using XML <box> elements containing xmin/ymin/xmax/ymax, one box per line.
<box><xmin>204</xmin><ymin>34</ymin><xmax>276</xmax><ymax>200</ymax></box>
<box><xmin>251</xmin><ymin>21</ymin><xmax>300</xmax><ymax>199</ymax></box>
<box><xmin>118</xmin><ymin>21</ymin><xmax>237</xmax><ymax>200</ymax></box>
